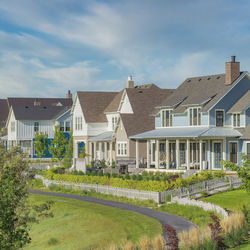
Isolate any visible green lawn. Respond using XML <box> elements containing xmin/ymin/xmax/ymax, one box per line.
<box><xmin>157</xmin><ymin>203</ymin><xmax>213</xmax><ymax>227</ymax></box>
<box><xmin>201</xmin><ymin>189</ymin><xmax>249</xmax><ymax>212</ymax></box>
<box><xmin>25</xmin><ymin>194</ymin><xmax>162</xmax><ymax>250</ymax></box>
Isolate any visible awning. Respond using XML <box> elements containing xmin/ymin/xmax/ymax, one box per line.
<box><xmin>130</xmin><ymin>126</ymin><xmax>242</xmax><ymax>139</ymax></box>
<box><xmin>88</xmin><ymin>131</ymin><xmax>114</xmax><ymax>142</ymax></box>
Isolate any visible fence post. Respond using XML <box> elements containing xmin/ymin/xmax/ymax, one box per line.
<box><xmin>230</xmin><ymin>179</ymin><xmax>232</xmax><ymax>187</ymax></box>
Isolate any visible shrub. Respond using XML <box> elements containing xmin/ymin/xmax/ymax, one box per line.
<box><xmin>164</xmin><ymin>224</ymin><xmax>178</xmax><ymax>250</ymax></box>
<box><xmin>48</xmin><ymin>237</ymin><xmax>58</xmax><ymax>246</ymax></box>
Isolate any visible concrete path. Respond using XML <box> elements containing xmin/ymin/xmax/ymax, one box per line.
<box><xmin>29</xmin><ymin>189</ymin><xmax>195</xmax><ymax>235</ymax></box>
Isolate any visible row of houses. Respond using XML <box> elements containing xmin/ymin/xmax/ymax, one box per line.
<box><xmin>0</xmin><ymin>56</ymin><xmax>250</xmax><ymax>171</ymax></box>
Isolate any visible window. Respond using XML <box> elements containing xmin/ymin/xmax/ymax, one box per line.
<box><xmin>162</xmin><ymin>110</ymin><xmax>173</xmax><ymax>127</ymax></box>
<box><xmin>75</xmin><ymin>116</ymin><xmax>82</xmax><ymax>131</ymax></box>
<box><xmin>180</xmin><ymin>143</ymin><xmax>186</xmax><ymax>164</ymax></box>
<box><xmin>117</xmin><ymin>142</ymin><xmax>127</xmax><ymax>156</ymax></box>
<box><xmin>233</xmin><ymin>114</ymin><xmax>240</xmax><ymax>127</ymax></box>
<box><xmin>112</xmin><ymin>116</ymin><xmax>118</xmax><ymax>130</ymax></box>
<box><xmin>60</xmin><ymin>122</ymin><xmax>64</xmax><ymax>131</ymax></box>
<box><xmin>247</xmin><ymin>143</ymin><xmax>250</xmax><ymax>160</ymax></box>
<box><xmin>11</xmin><ymin>121</ymin><xmax>15</xmax><ymax>132</ymax></box>
<box><xmin>34</xmin><ymin>122</ymin><xmax>39</xmax><ymax>132</ymax></box>
<box><xmin>229</xmin><ymin>142</ymin><xmax>238</xmax><ymax>163</ymax></box>
<box><xmin>189</xmin><ymin>108</ymin><xmax>201</xmax><ymax>126</ymax></box>
<box><xmin>216</xmin><ymin>110</ymin><xmax>224</xmax><ymax>127</ymax></box>
<box><xmin>65</xmin><ymin>121</ymin><xmax>70</xmax><ymax>131</ymax></box>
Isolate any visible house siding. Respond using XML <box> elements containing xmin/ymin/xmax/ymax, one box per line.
<box><xmin>173</xmin><ymin>113</ymin><xmax>189</xmax><ymax>126</ymax></box>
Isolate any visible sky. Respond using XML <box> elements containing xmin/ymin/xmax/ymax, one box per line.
<box><xmin>1</xmin><ymin>0</ymin><xmax>250</xmax><ymax>98</ymax></box>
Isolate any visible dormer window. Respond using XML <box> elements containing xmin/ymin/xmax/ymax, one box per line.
<box><xmin>233</xmin><ymin>113</ymin><xmax>241</xmax><ymax>127</ymax></box>
<box><xmin>216</xmin><ymin>110</ymin><xmax>224</xmax><ymax>127</ymax></box>
<box><xmin>162</xmin><ymin>110</ymin><xmax>173</xmax><ymax>127</ymax></box>
<box><xmin>112</xmin><ymin>116</ymin><xmax>118</xmax><ymax>130</ymax></box>
<box><xmin>189</xmin><ymin>107</ymin><xmax>201</xmax><ymax>126</ymax></box>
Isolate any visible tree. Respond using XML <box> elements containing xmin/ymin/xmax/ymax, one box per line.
<box><xmin>0</xmin><ymin>145</ymin><xmax>53</xmax><ymax>249</ymax></box>
<box><xmin>33</xmin><ymin>132</ymin><xmax>48</xmax><ymax>159</ymax></box>
<box><xmin>63</xmin><ymin>130</ymin><xmax>73</xmax><ymax>169</ymax></box>
<box><xmin>49</xmin><ymin>125</ymin><xmax>68</xmax><ymax>162</ymax></box>
<box><xmin>222</xmin><ymin>154</ymin><xmax>250</xmax><ymax>192</ymax></box>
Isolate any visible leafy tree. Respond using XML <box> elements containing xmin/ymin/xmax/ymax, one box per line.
<box><xmin>49</xmin><ymin>125</ymin><xmax>68</xmax><ymax>162</ymax></box>
<box><xmin>33</xmin><ymin>132</ymin><xmax>48</xmax><ymax>159</ymax></box>
<box><xmin>0</xmin><ymin>145</ymin><xmax>53</xmax><ymax>249</ymax></box>
<box><xmin>63</xmin><ymin>130</ymin><xmax>73</xmax><ymax>169</ymax></box>
<box><xmin>222</xmin><ymin>154</ymin><xmax>250</xmax><ymax>192</ymax></box>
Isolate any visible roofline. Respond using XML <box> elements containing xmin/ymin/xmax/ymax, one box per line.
<box><xmin>207</xmin><ymin>71</ymin><xmax>248</xmax><ymax>112</ymax></box>
<box><xmin>5</xmin><ymin>106</ymin><xmax>13</xmax><ymax>127</ymax></box>
<box><xmin>55</xmin><ymin>107</ymin><xmax>72</xmax><ymax>120</ymax></box>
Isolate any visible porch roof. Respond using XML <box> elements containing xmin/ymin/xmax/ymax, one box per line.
<box><xmin>130</xmin><ymin>126</ymin><xmax>242</xmax><ymax>139</ymax></box>
<box><xmin>88</xmin><ymin>131</ymin><xmax>114</xmax><ymax>142</ymax></box>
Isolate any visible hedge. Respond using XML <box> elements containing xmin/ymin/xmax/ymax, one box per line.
<box><xmin>44</xmin><ymin>170</ymin><xmax>225</xmax><ymax>192</ymax></box>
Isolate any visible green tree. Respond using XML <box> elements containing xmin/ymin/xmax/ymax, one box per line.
<box><xmin>33</xmin><ymin>132</ymin><xmax>48</xmax><ymax>159</ymax></box>
<box><xmin>222</xmin><ymin>153</ymin><xmax>250</xmax><ymax>192</ymax></box>
<box><xmin>63</xmin><ymin>130</ymin><xmax>73</xmax><ymax>169</ymax></box>
<box><xmin>0</xmin><ymin>145</ymin><xmax>53</xmax><ymax>249</ymax></box>
<box><xmin>49</xmin><ymin>125</ymin><xmax>68</xmax><ymax>162</ymax></box>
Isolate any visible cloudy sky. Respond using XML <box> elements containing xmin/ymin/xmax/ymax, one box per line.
<box><xmin>0</xmin><ymin>0</ymin><xmax>250</xmax><ymax>98</ymax></box>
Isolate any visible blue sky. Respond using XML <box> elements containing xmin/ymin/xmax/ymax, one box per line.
<box><xmin>1</xmin><ymin>0</ymin><xmax>250</xmax><ymax>98</ymax></box>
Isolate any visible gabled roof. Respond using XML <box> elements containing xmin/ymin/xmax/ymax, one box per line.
<box><xmin>156</xmin><ymin>72</ymin><xmax>245</xmax><ymax>114</ymax></box>
<box><xmin>104</xmin><ymin>90</ymin><xmax>124</xmax><ymax>113</ymax></box>
<box><xmin>236</xmin><ymin>125</ymin><xmax>250</xmax><ymax>139</ymax></box>
<box><xmin>0</xmin><ymin>99</ymin><xmax>9</xmax><ymax>125</ymax></box>
<box><xmin>119</xmin><ymin>85</ymin><xmax>174</xmax><ymax>136</ymax></box>
<box><xmin>228</xmin><ymin>90</ymin><xmax>250</xmax><ymax>113</ymax></box>
<box><xmin>77</xmin><ymin>91</ymin><xmax>118</xmax><ymax>123</ymax></box>
<box><xmin>11</xmin><ymin>105</ymin><xmax>71</xmax><ymax>121</ymax></box>
<box><xmin>7</xmin><ymin>97</ymin><xmax>72</xmax><ymax>108</ymax></box>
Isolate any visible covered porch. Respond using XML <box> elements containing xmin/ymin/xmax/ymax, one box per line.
<box><xmin>88</xmin><ymin>131</ymin><xmax>115</xmax><ymax>165</ymax></box>
<box><xmin>131</xmin><ymin>127</ymin><xmax>242</xmax><ymax>171</ymax></box>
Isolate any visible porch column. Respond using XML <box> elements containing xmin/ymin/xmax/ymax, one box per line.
<box><xmin>155</xmin><ymin>139</ymin><xmax>159</xmax><ymax>169</ymax></box>
<box><xmin>186</xmin><ymin>139</ymin><xmax>190</xmax><ymax>170</ymax></box>
<box><xmin>89</xmin><ymin>142</ymin><xmax>93</xmax><ymax>162</ymax></box>
<box><xmin>109</xmin><ymin>141</ymin><xmax>113</xmax><ymax>165</ymax></box>
<box><xmin>199</xmin><ymin>140</ymin><xmax>203</xmax><ymax>170</ymax></box>
<box><xmin>207</xmin><ymin>140</ymin><xmax>211</xmax><ymax>170</ymax></box>
<box><xmin>94</xmin><ymin>142</ymin><xmax>97</xmax><ymax>160</ymax></box>
<box><xmin>85</xmin><ymin>141</ymin><xmax>89</xmax><ymax>164</ymax></box>
<box><xmin>147</xmin><ymin>140</ymin><xmax>150</xmax><ymax>169</ymax></box>
<box><xmin>223</xmin><ymin>139</ymin><xmax>226</xmax><ymax>170</ymax></box>
<box><xmin>136</xmin><ymin>140</ymin><xmax>139</xmax><ymax>168</ymax></box>
<box><xmin>166</xmin><ymin>139</ymin><xmax>170</xmax><ymax>169</ymax></box>
<box><xmin>98</xmin><ymin>142</ymin><xmax>102</xmax><ymax>160</ymax></box>
<box><xmin>176</xmin><ymin>139</ymin><xmax>180</xmax><ymax>169</ymax></box>
<box><xmin>104</xmin><ymin>142</ymin><xmax>107</xmax><ymax>162</ymax></box>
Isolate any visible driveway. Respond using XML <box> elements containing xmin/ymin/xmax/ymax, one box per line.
<box><xmin>29</xmin><ymin>189</ymin><xmax>195</xmax><ymax>235</ymax></box>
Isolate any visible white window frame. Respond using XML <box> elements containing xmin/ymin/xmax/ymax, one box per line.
<box><xmin>11</xmin><ymin>121</ymin><xmax>15</xmax><ymax>132</ymax></box>
<box><xmin>34</xmin><ymin>122</ymin><xmax>39</xmax><ymax>132</ymax></box>
<box><xmin>189</xmin><ymin>107</ymin><xmax>201</xmax><ymax>126</ymax></box>
<box><xmin>228</xmin><ymin>141</ymin><xmax>238</xmax><ymax>164</ymax></box>
<box><xmin>75</xmin><ymin>116</ymin><xmax>82</xmax><ymax>131</ymax></box>
<box><xmin>215</xmin><ymin>109</ymin><xmax>225</xmax><ymax>127</ymax></box>
<box><xmin>232</xmin><ymin>113</ymin><xmax>241</xmax><ymax>128</ymax></box>
<box><xmin>161</xmin><ymin>109</ymin><xmax>173</xmax><ymax>127</ymax></box>
<box><xmin>212</xmin><ymin>140</ymin><xmax>223</xmax><ymax>170</ymax></box>
<box><xmin>117</xmin><ymin>142</ymin><xmax>127</xmax><ymax>156</ymax></box>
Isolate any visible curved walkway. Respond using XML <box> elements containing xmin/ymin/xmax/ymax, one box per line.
<box><xmin>29</xmin><ymin>189</ymin><xmax>195</xmax><ymax>235</ymax></box>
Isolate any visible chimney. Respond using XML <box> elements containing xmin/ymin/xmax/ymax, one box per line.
<box><xmin>126</xmin><ymin>75</ymin><xmax>134</xmax><ymax>88</ymax></box>
<box><xmin>225</xmin><ymin>56</ymin><xmax>240</xmax><ymax>85</ymax></box>
<box><xmin>66</xmin><ymin>90</ymin><xmax>72</xmax><ymax>99</ymax></box>
<box><xmin>34</xmin><ymin>98</ymin><xmax>41</xmax><ymax>106</ymax></box>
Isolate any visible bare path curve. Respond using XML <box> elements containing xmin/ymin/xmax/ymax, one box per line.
<box><xmin>29</xmin><ymin>189</ymin><xmax>195</xmax><ymax>235</ymax></box>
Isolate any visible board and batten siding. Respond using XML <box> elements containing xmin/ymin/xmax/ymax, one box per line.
<box><xmin>17</xmin><ymin>120</ymin><xmax>54</xmax><ymax>140</ymax></box>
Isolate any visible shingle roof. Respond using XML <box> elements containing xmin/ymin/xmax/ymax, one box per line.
<box><xmin>120</xmin><ymin>85</ymin><xmax>174</xmax><ymax>136</ymax></box>
<box><xmin>156</xmin><ymin>72</ymin><xmax>245</xmax><ymax>114</ymax></box>
<box><xmin>7</xmin><ymin>97</ymin><xmax>72</xmax><ymax>108</ymax></box>
<box><xmin>12</xmin><ymin>105</ymin><xmax>71</xmax><ymax>121</ymax></box>
<box><xmin>228</xmin><ymin>90</ymin><xmax>250</xmax><ymax>113</ymax></box>
<box><xmin>0</xmin><ymin>99</ymin><xmax>9</xmax><ymax>125</ymax></box>
<box><xmin>104</xmin><ymin>90</ymin><xmax>124</xmax><ymax>113</ymax></box>
<box><xmin>236</xmin><ymin>125</ymin><xmax>250</xmax><ymax>139</ymax></box>
<box><xmin>77</xmin><ymin>91</ymin><xmax>118</xmax><ymax>123</ymax></box>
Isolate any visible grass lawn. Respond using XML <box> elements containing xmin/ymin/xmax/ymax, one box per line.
<box><xmin>25</xmin><ymin>194</ymin><xmax>162</xmax><ymax>250</ymax></box>
<box><xmin>157</xmin><ymin>203</ymin><xmax>213</xmax><ymax>227</ymax></box>
<box><xmin>201</xmin><ymin>189</ymin><xmax>249</xmax><ymax>212</ymax></box>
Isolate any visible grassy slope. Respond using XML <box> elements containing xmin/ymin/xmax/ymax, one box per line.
<box><xmin>25</xmin><ymin>194</ymin><xmax>162</xmax><ymax>250</ymax></box>
<box><xmin>201</xmin><ymin>189</ymin><xmax>249</xmax><ymax>211</ymax></box>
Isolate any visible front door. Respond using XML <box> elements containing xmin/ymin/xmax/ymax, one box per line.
<box><xmin>214</xmin><ymin>142</ymin><xmax>222</xmax><ymax>169</ymax></box>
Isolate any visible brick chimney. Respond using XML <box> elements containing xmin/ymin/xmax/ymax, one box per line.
<box><xmin>225</xmin><ymin>56</ymin><xmax>240</xmax><ymax>85</ymax></box>
<box><xmin>66</xmin><ymin>90</ymin><xmax>72</xmax><ymax>99</ymax></box>
<box><xmin>126</xmin><ymin>76</ymin><xmax>134</xmax><ymax>88</ymax></box>
<box><xmin>34</xmin><ymin>98</ymin><xmax>41</xmax><ymax>106</ymax></box>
